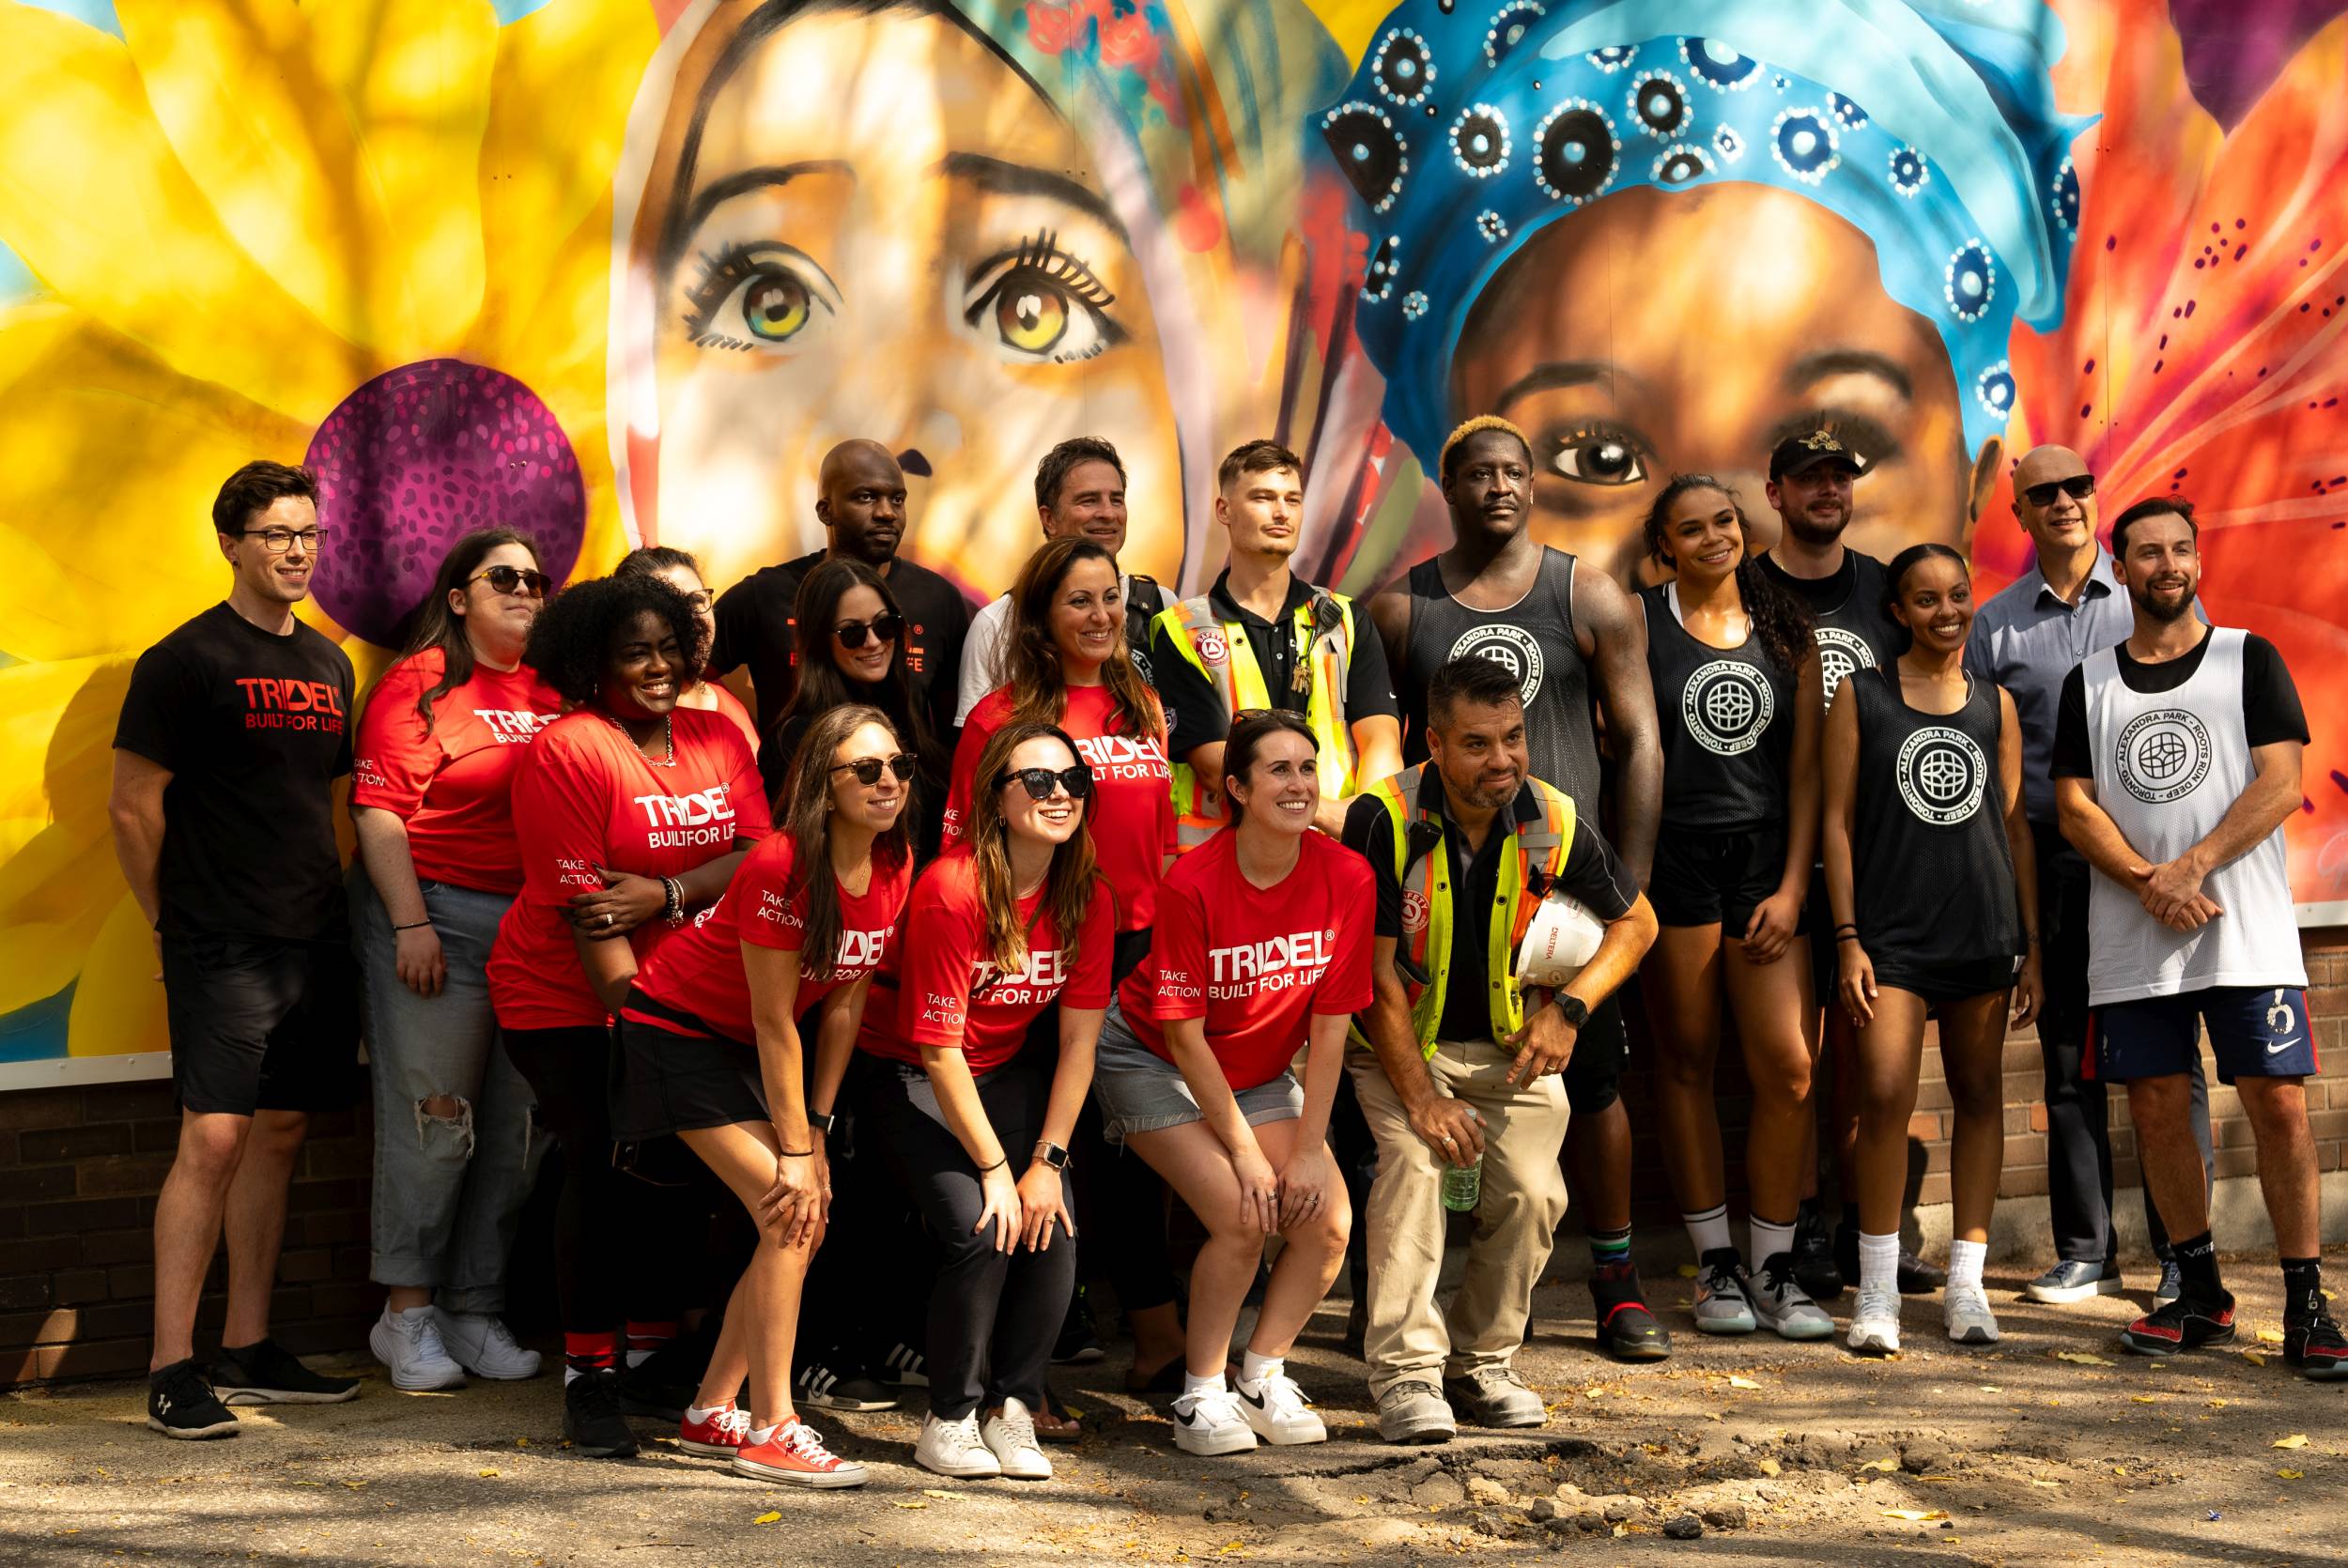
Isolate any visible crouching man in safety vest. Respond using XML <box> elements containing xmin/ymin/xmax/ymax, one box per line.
<box><xmin>1342</xmin><ymin>655</ymin><xmax>1659</xmax><ymax>1444</ymax></box>
<box><xmin>1151</xmin><ymin>440</ymin><xmax>1403</xmax><ymax>850</ymax></box>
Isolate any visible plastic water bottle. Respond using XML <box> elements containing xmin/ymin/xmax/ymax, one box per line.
<box><xmin>1441</xmin><ymin>1151</ymin><xmax>1482</xmax><ymax>1212</ymax></box>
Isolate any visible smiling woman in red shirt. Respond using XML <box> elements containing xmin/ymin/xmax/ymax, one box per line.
<box><xmin>350</xmin><ymin>529</ymin><xmax>561</xmax><ymax>1395</ymax></box>
<box><xmin>615</xmin><ymin>546</ymin><xmax>758</xmax><ymax>752</ymax></box>
<box><xmin>1090</xmin><ymin>712</ymin><xmax>1373</xmax><ymax>1458</ymax></box>
<box><xmin>856</xmin><ymin>720</ymin><xmax>1114</xmax><ymax>1484</ymax></box>
<box><xmin>487</xmin><ymin>573</ymin><xmax>770</xmax><ymax>1460</ymax></box>
<box><xmin>611</xmin><ymin>704</ymin><xmax>916</xmax><ymax>1488</ymax></box>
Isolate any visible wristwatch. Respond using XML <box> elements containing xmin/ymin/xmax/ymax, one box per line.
<box><xmin>807</xmin><ymin>1110</ymin><xmax>839</xmax><ymax>1136</ymax></box>
<box><xmin>1033</xmin><ymin>1140</ymin><xmax>1071</xmax><ymax>1170</ymax></box>
<box><xmin>1552</xmin><ymin>994</ymin><xmax>1591</xmax><ymax>1030</ymax></box>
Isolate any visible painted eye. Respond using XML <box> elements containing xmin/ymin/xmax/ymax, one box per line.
<box><xmin>682</xmin><ymin>244</ymin><xmax>838</xmax><ymax>352</ymax></box>
<box><xmin>743</xmin><ymin>272</ymin><xmax>811</xmax><ymax>341</ymax></box>
<box><xmin>995</xmin><ymin>281</ymin><xmax>1071</xmax><ymax>354</ymax></box>
<box><xmin>1546</xmin><ymin>430</ymin><xmax>1645</xmax><ymax>485</ymax></box>
<box><xmin>964</xmin><ymin>248</ymin><xmax>1125</xmax><ymax>364</ymax></box>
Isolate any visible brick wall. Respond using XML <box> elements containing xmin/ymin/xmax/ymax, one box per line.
<box><xmin>5</xmin><ymin>935</ymin><xmax>2341</xmax><ymax>1388</ymax></box>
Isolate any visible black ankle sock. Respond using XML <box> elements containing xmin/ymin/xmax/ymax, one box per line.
<box><xmin>2171</xmin><ymin>1231</ymin><xmax>2225</xmax><ymax>1302</ymax></box>
<box><xmin>2281</xmin><ymin>1256</ymin><xmax>2324</xmax><ymax>1320</ymax></box>
<box><xmin>1840</xmin><ymin>1203</ymin><xmax>1860</xmax><ymax>1234</ymax></box>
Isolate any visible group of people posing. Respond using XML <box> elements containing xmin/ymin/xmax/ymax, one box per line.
<box><xmin>114</xmin><ymin>419</ymin><xmax>2341</xmax><ymax>1490</ymax></box>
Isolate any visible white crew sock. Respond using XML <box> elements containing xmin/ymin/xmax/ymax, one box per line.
<box><xmin>1749</xmin><ymin>1214</ymin><xmax>1798</xmax><ymax>1270</ymax></box>
<box><xmin>1859</xmin><ymin>1232</ymin><xmax>1902</xmax><ymax>1297</ymax></box>
<box><xmin>1948</xmin><ymin>1238</ymin><xmax>1986</xmax><ymax>1290</ymax></box>
<box><xmin>1237</xmin><ymin>1350</ymin><xmax>1281</xmax><ymax>1392</ymax></box>
<box><xmin>1181</xmin><ymin>1370</ymin><xmax>1228</xmax><ymax>1404</ymax></box>
<box><xmin>685</xmin><ymin>1400</ymin><xmax>732</xmax><ymax>1425</ymax></box>
<box><xmin>746</xmin><ymin>1422</ymin><xmax>779</xmax><ymax>1447</ymax></box>
<box><xmin>1682</xmin><ymin>1204</ymin><xmax>1733</xmax><ymax>1257</ymax></box>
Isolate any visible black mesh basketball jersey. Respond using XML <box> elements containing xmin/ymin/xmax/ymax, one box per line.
<box><xmin>1755</xmin><ymin>549</ymin><xmax>1903</xmax><ymax>712</ymax></box>
<box><xmin>1640</xmin><ymin>583</ymin><xmax>1796</xmax><ymax>833</ymax></box>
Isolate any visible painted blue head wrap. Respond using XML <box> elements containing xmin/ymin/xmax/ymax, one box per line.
<box><xmin>1317</xmin><ymin>0</ymin><xmax>2091</xmax><ymax>466</ymax></box>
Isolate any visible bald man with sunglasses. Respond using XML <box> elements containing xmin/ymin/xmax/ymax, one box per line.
<box><xmin>1966</xmin><ymin>445</ymin><xmax>2211</xmax><ymax>1308</ymax></box>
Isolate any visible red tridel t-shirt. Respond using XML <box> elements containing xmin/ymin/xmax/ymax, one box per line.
<box><xmin>1117</xmin><ymin>828</ymin><xmax>1376</xmax><ymax>1091</ymax></box>
<box><xmin>487</xmin><ymin>707</ymin><xmax>771</xmax><ymax>1031</ymax></box>
<box><xmin>351</xmin><ymin>649</ymin><xmax>564</xmax><ymax>895</ymax></box>
<box><xmin>624</xmin><ymin>831</ymin><xmax>913</xmax><ymax>1044</ymax></box>
<box><xmin>940</xmin><ymin>683</ymin><xmax>1175</xmax><ymax>931</ymax></box>
<box><xmin>857</xmin><ymin>845</ymin><xmax>1115</xmax><ymax>1076</ymax></box>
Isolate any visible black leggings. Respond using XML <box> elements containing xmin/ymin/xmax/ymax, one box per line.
<box><xmin>862</xmin><ymin>1055</ymin><xmax>1074</xmax><ymax>1421</ymax></box>
<box><xmin>502</xmin><ymin>1023</ymin><xmax>707</xmax><ymax>1335</ymax></box>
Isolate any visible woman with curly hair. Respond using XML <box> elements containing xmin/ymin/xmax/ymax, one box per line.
<box><xmin>615</xmin><ymin>546</ymin><xmax>758</xmax><ymax>751</ymax></box>
<box><xmin>487</xmin><ymin>573</ymin><xmax>771</xmax><ymax>1459</ymax></box>
<box><xmin>1634</xmin><ymin>475</ymin><xmax>1830</xmax><ymax>1345</ymax></box>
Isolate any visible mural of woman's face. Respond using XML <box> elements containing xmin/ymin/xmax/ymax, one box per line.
<box><xmin>1450</xmin><ymin>184</ymin><xmax>1991</xmax><ymax>582</ymax></box>
<box><xmin>650</xmin><ymin>8</ymin><xmax>1182</xmax><ymax>597</ymax></box>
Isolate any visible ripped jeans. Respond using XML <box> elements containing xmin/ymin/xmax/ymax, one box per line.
<box><xmin>355</xmin><ymin>873</ymin><xmax>544</xmax><ymax>1312</ymax></box>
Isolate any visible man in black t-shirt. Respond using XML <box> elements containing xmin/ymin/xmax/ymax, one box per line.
<box><xmin>708</xmin><ymin>439</ymin><xmax>977</xmax><ymax>765</ymax></box>
<box><xmin>112</xmin><ymin>461</ymin><xmax>363</xmax><ymax>1438</ymax></box>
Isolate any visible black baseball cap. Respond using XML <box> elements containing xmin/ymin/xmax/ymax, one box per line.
<box><xmin>1769</xmin><ymin>427</ymin><xmax>1863</xmax><ymax>482</ymax></box>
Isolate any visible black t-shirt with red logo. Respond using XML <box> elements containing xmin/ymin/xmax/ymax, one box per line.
<box><xmin>114</xmin><ymin>602</ymin><xmax>356</xmax><ymax>941</ymax></box>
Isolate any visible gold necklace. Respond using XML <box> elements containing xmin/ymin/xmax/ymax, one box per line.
<box><xmin>603</xmin><ymin>711</ymin><xmax>675</xmax><ymax>767</ymax></box>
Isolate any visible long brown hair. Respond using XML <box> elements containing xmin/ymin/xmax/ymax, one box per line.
<box><xmin>775</xmin><ymin>704</ymin><xmax>910</xmax><ymax>980</ymax></box>
<box><xmin>1005</xmin><ymin>537</ymin><xmax>1163</xmax><ymax>744</ymax></box>
<box><xmin>774</xmin><ymin>558</ymin><xmax>936</xmax><ymax>768</ymax></box>
<box><xmin>963</xmin><ymin>720</ymin><xmax>1099</xmax><ymax>977</ymax></box>
<box><xmin>394</xmin><ymin>528</ymin><xmax>542</xmax><ymax>732</ymax></box>
<box><xmin>1641</xmin><ymin>474</ymin><xmax>1815</xmax><ymax>677</ymax></box>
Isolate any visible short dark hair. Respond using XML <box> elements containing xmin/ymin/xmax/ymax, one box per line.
<box><xmin>211</xmin><ymin>460</ymin><xmax>319</xmax><ymax>537</ymax></box>
<box><xmin>1216</xmin><ymin>439</ymin><xmax>1303</xmax><ymax>493</ymax></box>
<box><xmin>614</xmin><ymin>545</ymin><xmax>703</xmax><ymax>581</ymax></box>
<box><xmin>1220</xmin><ymin>710</ymin><xmax>1317</xmax><ymax>816</ymax></box>
<box><xmin>2109</xmin><ymin>494</ymin><xmax>2199</xmax><ymax>558</ymax></box>
<box><xmin>1034</xmin><ymin>438</ymin><xmax>1126</xmax><ymax>514</ymax></box>
<box><xmin>522</xmin><ymin>573</ymin><xmax>704</xmax><ymax>705</ymax></box>
<box><xmin>1428</xmin><ymin>654</ymin><xmax>1524</xmax><ymax>730</ymax></box>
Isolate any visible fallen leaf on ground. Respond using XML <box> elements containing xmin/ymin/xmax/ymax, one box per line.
<box><xmin>921</xmin><ymin>1489</ymin><xmax>966</xmax><ymax>1500</ymax></box>
<box><xmin>1676</xmin><ymin>1264</ymin><xmax>1699</xmax><ymax>1278</ymax></box>
<box><xmin>1977</xmin><ymin>1386</ymin><xmax>2002</xmax><ymax>1393</ymax></box>
<box><xmin>2052</xmin><ymin>1351</ymin><xmax>2114</xmax><ymax>1366</ymax></box>
<box><xmin>2131</xmin><ymin>1396</ymin><xmax>2159</xmax><ymax>1404</ymax></box>
<box><xmin>752</xmin><ymin>1513</ymin><xmax>780</xmax><ymax>1526</ymax></box>
<box><xmin>476</xmin><ymin>1469</ymin><xmax>499</xmax><ymax>1479</ymax></box>
<box><xmin>2273</xmin><ymin>1434</ymin><xmax>2309</xmax><ymax>1450</ymax></box>
<box><xmin>2278</xmin><ymin>1469</ymin><xmax>2305</xmax><ymax>1481</ymax></box>
<box><xmin>1859</xmin><ymin>1458</ymin><xmax>1899</xmax><ymax>1472</ymax></box>
<box><xmin>1728</xmin><ymin>1376</ymin><xmax>1761</xmax><ymax>1390</ymax></box>
<box><xmin>2243</xmin><ymin>1351</ymin><xmax>2267</xmax><ymax>1367</ymax></box>
<box><xmin>893</xmin><ymin>1499</ymin><xmax>928</xmax><ymax>1510</ymax></box>
<box><xmin>2030</xmin><ymin>1480</ymin><xmax>2062</xmax><ymax>1489</ymax></box>
<box><xmin>2258</xmin><ymin>1329</ymin><xmax>2285</xmax><ymax>1344</ymax></box>
<box><xmin>1881</xmin><ymin>1509</ymin><xmax>1947</xmax><ymax>1522</ymax></box>
<box><xmin>1757</xmin><ymin>1459</ymin><xmax>1783</xmax><ymax>1476</ymax></box>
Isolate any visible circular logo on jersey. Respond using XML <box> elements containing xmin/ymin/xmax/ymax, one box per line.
<box><xmin>2116</xmin><ymin>708</ymin><xmax>2213</xmax><ymax>804</ymax></box>
<box><xmin>1445</xmin><ymin>623</ymin><xmax>1546</xmax><ymax>705</ymax></box>
<box><xmin>1681</xmin><ymin>659</ymin><xmax>1774</xmax><ymax>755</ymax></box>
<box><xmin>1895</xmin><ymin>725</ymin><xmax>1988</xmax><ymax>825</ymax></box>
<box><xmin>1195</xmin><ymin>624</ymin><xmax>1228</xmax><ymax>669</ymax></box>
<box><xmin>1815</xmin><ymin>625</ymin><xmax>1878</xmax><ymax>707</ymax></box>
<box><xmin>1401</xmin><ymin>888</ymin><xmax>1429</xmax><ymax>935</ymax></box>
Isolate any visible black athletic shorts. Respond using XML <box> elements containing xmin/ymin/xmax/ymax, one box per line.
<box><xmin>610</xmin><ymin>1008</ymin><xmax>769</xmax><ymax>1142</ymax></box>
<box><xmin>1868</xmin><ymin>954</ymin><xmax>2024</xmax><ymax>1011</ymax></box>
<box><xmin>1561</xmin><ymin>992</ymin><xmax>1630</xmax><ymax>1115</ymax></box>
<box><xmin>162</xmin><ymin>931</ymin><xmax>359</xmax><ymax>1116</ymax></box>
<box><xmin>1648</xmin><ymin>826</ymin><xmax>1804</xmax><ymax>936</ymax></box>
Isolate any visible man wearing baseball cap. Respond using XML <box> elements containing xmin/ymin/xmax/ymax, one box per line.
<box><xmin>1967</xmin><ymin>445</ymin><xmax>2211</xmax><ymax>1307</ymax></box>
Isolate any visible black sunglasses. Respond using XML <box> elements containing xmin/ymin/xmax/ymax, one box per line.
<box><xmin>471</xmin><ymin>564</ymin><xmax>552</xmax><ymax>597</ymax></box>
<box><xmin>2022</xmin><ymin>474</ymin><xmax>2096</xmax><ymax>509</ymax></box>
<box><xmin>997</xmin><ymin>765</ymin><xmax>1095</xmax><ymax>801</ymax></box>
<box><xmin>833</xmin><ymin>613</ymin><xmax>904</xmax><ymax>650</ymax></box>
<box><xmin>829</xmin><ymin>753</ymin><xmax>917</xmax><ymax>787</ymax></box>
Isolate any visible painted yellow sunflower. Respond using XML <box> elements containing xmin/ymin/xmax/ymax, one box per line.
<box><xmin>0</xmin><ymin>0</ymin><xmax>658</xmax><ymax>1059</ymax></box>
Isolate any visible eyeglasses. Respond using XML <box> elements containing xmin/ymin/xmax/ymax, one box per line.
<box><xmin>239</xmin><ymin>527</ymin><xmax>327</xmax><ymax>554</ymax></box>
<box><xmin>829</xmin><ymin>753</ymin><xmax>917</xmax><ymax>787</ymax></box>
<box><xmin>2022</xmin><ymin>474</ymin><xmax>2096</xmax><ymax>509</ymax></box>
<box><xmin>997</xmin><ymin>765</ymin><xmax>1095</xmax><ymax>801</ymax></box>
<box><xmin>679</xmin><ymin>592</ymin><xmax>713</xmax><ymax>616</ymax></box>
<box><xmin>833</xmin><ymin>613</ymin><xmax>904</xmax><ymax>650</ymax></box>
<box><xmin>470</xmin><ymin>564</ymin><xmax>552</xmax><ymax>597</ymax></box>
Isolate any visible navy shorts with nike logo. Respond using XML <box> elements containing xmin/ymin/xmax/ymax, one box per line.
<box><xmin>2089</xmin><ymin>986</ymin><xmax>2319</xmax><ymax>1084</ymax></box>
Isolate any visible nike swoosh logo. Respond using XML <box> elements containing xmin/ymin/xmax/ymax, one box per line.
<box><xmin>2266</xmin><ymin>1041</ymin><xmax>2292</xmax><ymax>1054</ymax></box>
<box><xmin>1235</xmin><ymin>1386</ymin><xmax>1266</xmax><ymax>1411</ymax></box>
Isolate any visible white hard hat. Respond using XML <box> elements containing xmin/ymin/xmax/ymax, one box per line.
<box><xmin>1516</xmin><ymin>892</ymin><xmax>1606</xmax><ymax>989</ymax></box>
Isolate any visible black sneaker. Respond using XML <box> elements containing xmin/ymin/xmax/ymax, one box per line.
<box><xmin>1342</xmin><ymin>1294</ymin><xmax>1367</xmax><ymax>1360</ymax></box>
<box><xmin>1792</xmin><ymin>1207</ymin><xmax>1843</xmax><ymax>1301</ymax></box>
<box><xmin>1590</xmin><ymin>1261</ymin><xmax>1672</xmax><ymax>1361</ymax></box>
<box><xmin>614</xmin><ymin>1334</ymin><xmax>707</xmax><ymax>1423</ymax></box>
<box><xmin>879</xmin><ymin>1341</ymin><xmax>929</xmax><ymax>1388</ymax></box>
<box><xmin>564</xmin><ymin>1369</ymin><xmax>640</xmax><ymax>1458</ymax></box>
<box><xmin>208</xmin><ymin>1339</ymin><xmax>361</xmax><ymax>1406</ymax></box>
<box><xmin>2120</xmin><ymin>1290</ymin><xmax>2237</xmax><ymax>1357</ymax></box>
<box><xmin>794</xmin><ymin>1354</ymin><xmax>899</xmax><ymax>1411</ymax></box>
<box><xmin>1052</xmin><ymin>1284</ymin><xmax>1104</xmax><ymax>1365</ymax></box>
<box><xmin>2284</xmin><ymin>1314</ymin><xmax>2348</xmax><ymax>1381</ymax></box>
<box><xmin>1835</xmin><ymin>1223</ymin><xmax>1946</xmax><ymax>1295</ymax></box>
<box><xmin>147</xmin><ymin>1359</ymin><xmax>239</xmax><ymax>1439</ymax></box>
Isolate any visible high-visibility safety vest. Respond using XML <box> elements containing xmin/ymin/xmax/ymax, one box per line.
<box><xmin>1154</xmin><ymin>587</ymin><xmax>1359</xmax><ymax>852</ymax></box>
<box><xmin>1351</xmin><ymin>764</ymin><xmax>1576</xmax><ymax>1057</ymax></box>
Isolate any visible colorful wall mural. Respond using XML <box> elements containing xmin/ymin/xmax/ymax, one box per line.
<box><xmin>2</xmin><ymin>0</ymin><xmax>2343</xmax><ymax>1081</ymax></box>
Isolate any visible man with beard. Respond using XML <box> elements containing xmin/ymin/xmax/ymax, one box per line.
<box><xmin>1753</xmin><ymin>428</ymin><xmax>1940</xmax><ymax>1301</ymax></box>
<box><xmin>709</xmin><ymin>438</ymin><xmax>975</xmax><ymax>765</ymax></box>
<box><xmin>2052</xmin><ymin>498</ymin><xmax>2341</xmax><ymax>1379</ymax></box>
<box><xmin>1368</xmin><ymin>417</ymin><xmax>1671</xmax><ymax>1362</ymax></box>
<box><xmin>1970</xmin><ymin>445</ymin><xmax>2209</xmax><ymax>1308</ymax></box>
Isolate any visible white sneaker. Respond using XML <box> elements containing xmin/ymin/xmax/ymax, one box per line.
<box><xmin>1943</xmin><ymin>1283</ymin><xmax>2001</xmax><ymax>1345</ymax></box>
<box><xmin>369</xmin><ymin>1305</ymin><xmax>465</xmax><ymax>1391</ymax></box>
<box><xmin>1235</xmin><ymin>1367</ymin><xmax>1327</xmax><ymax>1445</ymax></box>
<box><xmin>434</xmin><ymin>1310</ymin><xmax>541</xmax><ymax>1380</ymax></box>
<box><xmin>980</xmin><ymin>1397</ymin><xmax>1053</xmax><ymax>1480</ymax></box>
<box><xmin>1846</xmin><ymin>1284</ymin><xmax>1902</xmax><ymax>1356</ymax></box>
<box><xmin>915</xmin><ymin>1411</ymin><xmax>1003</xmax><ymax>1478</ymax></box>
<box><xmin>1171</xmin><ymin>1387</ymin><xmax>1259</xmax><ymax>1456</ymax></box>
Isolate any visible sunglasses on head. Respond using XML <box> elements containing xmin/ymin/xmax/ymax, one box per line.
<box><xmin>829</xmin><ymin>753</ymin><xmax>917</xmax><ymax>787</ymax></box>
<box><xmin>2023</xmin><ymin>474</ymin><xmax>2096</xmax><ymax>509</ymax></box>
<box><xmin>471</xmin><ymin>564</ymin><xmax>552</xmax><ymax>597</ymax></box>
<box><xmin>997</xmin><ymin>765</ymin><xmax>1095</xmax><ymax>801</ymax></box>
<box><xmin>833</xmin><ymin>613</ymin><xmax>904</xmax><ymax>650</ymax></box>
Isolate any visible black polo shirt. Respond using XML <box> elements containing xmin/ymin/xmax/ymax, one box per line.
<box><xmin>1150</xmin><ymin>570</ymin><xmax>1398</xmax><ymax>757</ymax></box>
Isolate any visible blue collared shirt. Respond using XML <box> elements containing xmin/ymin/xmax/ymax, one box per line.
<box><xmin>1966</xmin><ymin>546</ymin><xmax>2135</xmax><ymax>824</ymax></box>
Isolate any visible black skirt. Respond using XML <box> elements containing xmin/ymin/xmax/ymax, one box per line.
<box><xmin>610</xmin><ymin>1008</ymin><xmax>769</xmax><ymax>1141</ymax></box>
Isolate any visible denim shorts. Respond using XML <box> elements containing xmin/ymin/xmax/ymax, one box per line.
<box><xmin>1089</xmin><ymin>998</ymin><xmax>1302</xmax><ymax>1145</ymax></box>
